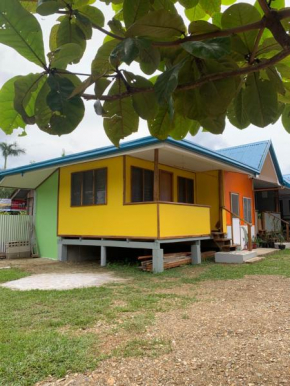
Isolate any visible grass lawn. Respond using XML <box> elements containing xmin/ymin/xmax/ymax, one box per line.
<box><xmin>1</xmin><ymin>250</ymin><xmax>290</xmax><ymax>385</ymax></box>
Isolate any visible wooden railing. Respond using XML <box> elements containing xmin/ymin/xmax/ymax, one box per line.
<box><xmin>264</xmin><ymin>211</ymin><xmax>290</xmax><ymax>241</ymax></box>
<box><xmin>221</xmin><ymin>206</ymin><xmax>253</xmax><ymax>251</ymax></box>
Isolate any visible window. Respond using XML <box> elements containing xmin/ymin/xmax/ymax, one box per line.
<box><xmin>71</xmin><ymin>168</ymin><xmax>107</xmax><ymax>206</ymax></box>
<box><xmin>178</xmin><ymin>177</ymin><xmax>194</xmax><ymax>204</ymax></box>
<box><xmin>131</xmin><ymin>167</ymin><xmax>154</xmax><ymax>202</ymax></box>
<box><xmin>230</xmin><ymin>193</ymin><xmax>239</xmax><ymax>216</ymax></box>
<box><xmin>243</xmin><ymin>197</ymin><xmax>252</xmax><ymax>223</ymax></box>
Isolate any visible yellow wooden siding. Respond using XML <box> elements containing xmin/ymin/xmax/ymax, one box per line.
<box><xmin>58</xmin><ymin>156</ymin><xmax>158</xmax><ymax>238</ymax></box>
<box><xmin>196</xmin><ymin>171</ymin><xmax>220</xmax><ymax>230</ymax></box>
<box><xmin>159</xmin><ymin>204</ymin><xmax>211</xmax><ymax>238</ymax></box>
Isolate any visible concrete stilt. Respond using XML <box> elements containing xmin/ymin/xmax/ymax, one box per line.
<box><xmin>191</xmin><ymin>240</ymin><xmax>201</xmax><ymax>264</ymax></box>
<box><xmin>101</xmin><ymin>246</ymin><xmax>107</xmax><ymax>267</ymax></box>
<box><xmin>58</xmin><ymin>239</ymin><xmax>68</xmax><ymax>262</ymax></box>
<box><xmin>152</xmin><ymin>248</ymin><xmax>164</xmax><ymax>273</ymax></box>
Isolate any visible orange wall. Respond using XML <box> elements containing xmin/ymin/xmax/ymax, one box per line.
<box><xmin>224</xmin><ymin>172</ymin><xmax>255</xmax><ymax>226</ymax></box>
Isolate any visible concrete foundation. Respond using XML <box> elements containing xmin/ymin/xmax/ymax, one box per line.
<box><xmin>215</xmin><ymin>250</ymin><xmax>257</xmax><ymax>264</ymax></box>
<box><xmin>274</xmin><ymin>242</ymin><xmax>290</xmax><ymax>249</ymax></box>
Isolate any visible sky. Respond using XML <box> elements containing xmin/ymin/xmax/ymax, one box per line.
<box><xmin>1</xmin><ymin>1</ymin><xmax>290</xmax><ymax>173</ymax></box>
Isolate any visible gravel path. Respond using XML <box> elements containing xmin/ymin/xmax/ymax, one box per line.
<box><xmin>37</xmin><ymin>274</ymin><xmax>290</xmax><ymax>386</ymax></box>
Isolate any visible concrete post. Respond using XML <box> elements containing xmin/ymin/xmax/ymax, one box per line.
<box><xmin>58</xmin><ymin>239</ymin><xmax>68</xmax><ymax>262</ymax></box>
<box><xmin>191</xmin><ymin>240</ymin><xmax>201</xmax><ymax>265</ymax></box>
<box><xmin>101</xmin><ymin>246</ymin><xmax>107</xmax><ymax>267</ymax></box>
<box><xmin>152</xmin><ymin>248</ymin><xmax>164</xmax><ymax>273</ymax></box>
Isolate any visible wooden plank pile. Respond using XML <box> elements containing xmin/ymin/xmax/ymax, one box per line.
<box><xmin>138</xmin><ymin>250</ymin><xmax>217</xmax><ymax>271</ymax></box>
<box><xmin>138</xmin><ymin>252</ymin><xmax>192</xmax><ymax>272</ymax></box>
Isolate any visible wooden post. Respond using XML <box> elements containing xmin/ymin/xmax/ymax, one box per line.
<box><xmin>248</xmin><ymin>224</ymin><xmax>252</xmax><ymax>251</ymax></box>
<box><xmin>218</xmin><ymin>171</ymin><xmax>224</xmax><ymax>232</ymax></box>
<box><xmin>154</xmin><ymin>149</ymin><xmax>159</xmax><ymax>202</ymax></box>
<box><xmin>286</xmin><ymin>224</ymin><xmax>289</xmax><ymax>242</ymax></box>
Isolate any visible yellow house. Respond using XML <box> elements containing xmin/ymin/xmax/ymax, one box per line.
<box><xmin>0</xmin><ymin>137</ymin><xmax>259</xmax><ymax>272</ymax></box>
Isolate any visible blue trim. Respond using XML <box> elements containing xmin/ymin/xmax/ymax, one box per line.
<box><xmin>0</xmin><ymin>136</ymin><xmax>258</xmax><ymax>182</ymax></box>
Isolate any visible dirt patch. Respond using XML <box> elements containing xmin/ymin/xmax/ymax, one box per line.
<box><xmin>37</xmin><ymin>275</ymin><xmax>290</xmax><ymax>386</ymax></box>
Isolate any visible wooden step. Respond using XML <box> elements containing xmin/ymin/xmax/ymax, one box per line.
<box><xmin>221</xmin><ymin>244</ymin><xmax>240</xmax><ymax>251</ymax></box>
<box><xmin>214</xmin><ymin>238</ymin><xmax>232</xmax><ymax>242</ymax></box>
<box><xmin>201</xmin><ymin>251</ymin><xmax>216</xmax><ymax>259</ymax></box>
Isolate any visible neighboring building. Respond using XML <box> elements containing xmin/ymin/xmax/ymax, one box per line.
<box><xmin>0</xmin><ymin>137</ymin><xmax>289</xmax><ymax>271</ymax></box>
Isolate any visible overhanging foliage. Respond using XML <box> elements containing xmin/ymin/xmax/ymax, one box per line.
<box><xmin>0</xmin><ymin>0</ymin><xmax>290</xmax><ymax>145</ymax></box>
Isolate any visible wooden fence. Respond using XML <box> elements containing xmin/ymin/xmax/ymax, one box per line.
<box><xmin>0</xmin><ymin>215</ymin><xmax>33</xmax><ymax>253</ymax></box>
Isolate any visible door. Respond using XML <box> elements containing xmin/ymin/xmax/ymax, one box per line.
<box><xmin>159</xmin><ymin>170</ymin><xmax>173</xmax><ymax>202</ymax></box>
<box><xmin>231</xmin><ymin>193</ymin><xmax>241</xmax><ymax>244</ymax></box>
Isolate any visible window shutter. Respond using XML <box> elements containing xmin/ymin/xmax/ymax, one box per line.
<box><xmin>144</xmin><ymin>170</ymin><xmax>153</xmax><ymax>201</ymax></box>
<box><xmin>95</xmin><ymin>168</ymin><xmax>107</xmax><ymax>204</ymax></box>
<box><xmin>132</xmin><ymin>167</ymin><xmax>143</xmax><ymax>202</ymax></box>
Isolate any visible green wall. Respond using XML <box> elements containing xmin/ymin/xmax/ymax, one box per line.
<box><xmin>35</xmin><ymin>171</ymin><xmax>59</xmax><ymax>259</ymax></box>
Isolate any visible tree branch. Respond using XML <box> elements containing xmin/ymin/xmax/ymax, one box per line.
<box><xmin>258</xmin><ymin>0</ymin><xmax>271</xmax><ymax>15</ymax></box>
<box><xmin>82</xmin><ymin>48</ymin><xmax>290</xmax><ymax>102</ymax></box>
<box><xmin>249</xmin><ymin>28</ymin><xmax>265</xmax><ymax>64</ymax></box>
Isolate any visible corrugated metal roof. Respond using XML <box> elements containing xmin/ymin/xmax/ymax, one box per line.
<box><xmin>0</xmin><ymin>136</ymin><xmax>258</xmax><ymax>181</ymax></box>
<box><xmin>216</xmin><ymin>141</ymin><xmax>270</xmax><ymax>171</ymax></box>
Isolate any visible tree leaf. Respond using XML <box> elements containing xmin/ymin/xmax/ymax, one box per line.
<box><xmin>14</xmin><ymin>73</ymin><xmax>45</xmax><ymax>124</ymax></box>
<box><xmin>179</xmin><ymin>0</ymin><xmax>199</xmax><ymax>9</ymax></box>
<box><xmin>94</xmin><ymin>78</ymin><xmax>111</xmax><ymax>98</ymax></box>
<box><xmin>20</xmin><ymin>1</ymin><xmax>38</xmax><ymax>12</ymax></box>
<box><xmin>103</xmin><ymin>78</ymin><xmax>139</xmax><ymax>146</ymax></box>
<box><xmin>94</xmin><ymin>99</ymin><xmax>104</xmax><ymax>115</ymax></box>
<box><xmin>244</xmin><ymin>73</ymin><xmax>278</xmax><ymax>128</ymax></box>
<box><xmin>36</xmin><ymin>0</ymin><xmax>59</xmax><ymax>16</ymax></box>
<box><xmin>185</xmin><ymin>4</ymin><xmax>208</xmax><ymax>21</ymax></box>
<box><xmin>77</xmin><ymin>5</ymin><xmax>105</xmax><ymax>28</ymax></box>
<box><xmin>227</xmin><ymin>88</ymin><xmax>250</xmax><ymax>129</ymax></box>
<box><xmin>151</xmin><ymin>0</ymin><xmax>178</xmax><ymax>14</ymax></box>
<box><xmin>221</xmin><ymin>3</ymin><xmax>261</xmax><ymax>52</ymax></box>
<box><xmin>123</xmin><ymin>71</ymin><xmax>158</xmax><ymax>120</ymax></box>
<box><xmin>148</xmin><ymin>105</ymin><xmax>172</xmax><ymax>140</ymax></box>
<box><xmin>138</xmin><ymin>41</ymin><xmax>160</xmax><ymax>75</ymax></box>
<box><xmin>199</xmin><ymin>0</ymin><xmax>221</xmax><ymax>16</ymax></box>
<box><xmin>49</xmin><ymin>43</ymin><xmax>83</xmax><ymax>69</ymax></box>
<box><xmin>188</xmin><ymin>20</ymin><xmax>220</xmax><ymax>35</ymax></box>
<box><xmin>126</xmin><ymin>10</ymin><xmax>186</xmax><ymax>39</ymax></box>
<box><xmin>91</xmin><ymin>39</ymin><xmax>119</xmax><ymax>75</ymax></box>
<box><xmin>154</xmin><ymin>58</ymin><xmax>187</xmax><ymax>105</ymax></box>
<box><xmin>110</xmin><ymin>38</ymin><xmax>140</xmax><ymax>66</ymax></box>
<box><xmin>75</xmin><ymin>12</ymin><xmax>93</xmax><ymax>40</ymax></box>
<box><xmin>282</xmin><ymin>105</ymin><xmax>290</xmax><ymax>133</ymax></box>
<box><xmin>200</xmin><ymin>114</ymin><xmax>226</xmax><ymax>134</ymax></box>
<box><xmin>181</xmin><ymin>37</ymin><xmax>231</xmax><ymax>59</ymax></box>
<box><xmin>0</xmin><ymin>76</ymin><xmax>25</xmax><ymax>134</ymax></box>
<box><xmin>123</xmin><ymin>0</ymin><xmax>150</xmax><ymax>28</ymax></box>
<box><xmin>0</xmin><ymin>0</ymin><xmax>46</xmax><ymax>67</ymax></box>
<box><xmin>170</xmin><ymin>114</ymin><xmax>199</xmax><ymax>140</ymax></box>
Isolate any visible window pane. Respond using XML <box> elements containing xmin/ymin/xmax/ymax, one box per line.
<box><xmin>231</xmin><ymin>193</ymin><xmax>239</xmax><ymax>216</ymax></box>
<box><xmin>243</xmin><ymin>198</ymin><xmax>252</xmax><ymax>223</ymax></box>
<box><xmin>132</xmin><ymin>167</ymin><xmax>143</xmax><ymax>202</ymax></box>
<box><xmin>178</xmin><ymin>177</ymin><xmax>186</xmax><ymax>203</ymax></box>
<box><xmin>71</xmin><ymin>173</ymin><xmax>82</xmax><ymax>206</ymax></box>
<box><xmin>144</xmin><ymin>170</ymin><xmax>153</xmax><ymax>201</ymax></box>
<box><xmin>186</xmin><ymin>179</ymin><xmax>194</xmax><ymax>203</ymax></box>
<box><xmin>83</xmin><ymin>170</ymin><xmax>94</xmax><ymax>205</ymax></box>
<box><xmin>95</xmin><ymin>168</ymin><xmax>107</xmax><ymax>204</ymax></box>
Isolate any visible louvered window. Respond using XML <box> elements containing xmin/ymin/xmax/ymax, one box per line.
<box><xmin>178</xmin><ymin>177</ymin><xmax>194</xmax><ymax>203</ymax></box>
<box><xmin>71</xmin><ymin>168</ymin><xmax>107</xmax><ymax>206</ymax></box>
<box><xmin>131</xmin><ymin>167</ymin><xmax>154</xmax><ymax>202</ymax></box>
<box><xmin>231</xmin><ymin>193</ymin><xmax>239</xmax><ymax>216</ymax></box>
<box><xmin>243</xmin><ymin>197</ymin><xmax>252</xmax><ymax>223</ymax></box>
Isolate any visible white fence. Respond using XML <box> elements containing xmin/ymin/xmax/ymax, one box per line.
<box><xmin>0</xmin><ymin>215</ymin><xmax>33</xmax><ymax>253</ymax></box>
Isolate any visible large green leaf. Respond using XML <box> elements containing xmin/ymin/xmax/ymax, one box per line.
<box><xmin>0</xmin><ymin>77</ymin><xmax>25</xmax><ymax>134</ymax></box>
<box><xmin>35</xmin><ymin>74</ymin><xmax>84</xmax><ymax>135</ymax></box>
<box><xmin>151</xmin><ymin>0</ymin><xmax>178</xmax><ymax>14</ymax></box>
<box><xmin>56</xmin><ymin>16</ymin><xmax>86</xmax><ymax>62</ymax></box>
<box><xmin>103</xmin><ymin>79</ymin><xmax>139</xmax><ymax>146</ymax></box>
<box><xmin>154</xmin><ymin>59</ymin><xmax>187</xmax><ymax>105</ymax></box>
<box><xmin>139</xmin><ymin>42</ymin><xmax>160</xmax><ymax>75</ymax></box>
<box><xmin>49</xmin><ymin>43</ymin><xmax>83</xmax><ymax>69</ymax></box>
<box><xmin>123</xmin><ymin>71</ymin><xmax>158</xmax><ymax>120</ymax></box>
<box><xmin>148</xmin><ymin>106</ymin><xmax>172</xmax><ymax>140</ymax></box>
<box><xmin>91</xmin><ymin>39</ymin><xmax>119</xmax><ymax>75</ymax></box>
<box><xmin>200</xmin><ymin>114</ymin><xmax>226</xmax><ymax>134</ymax></box>
<box><xmin>126</xmin><ymin>10</ymin><xmax>186</xmax><ymax>39</ymax></box>
<box><xmin>37</xmin><ymin>0</ymin><xmax>59</xmax><ymax>16</ymax></box>
<box><xmin>221</xmin><ymin>3</ymin><xmax>261</xmax><ymax>52</ymax></box>
<box><xmin>95</xmin><ymin>78</ymin><xmax>111</xmax><ymax>99</ymax></box>
<box><xmin>20</xmin><ymin>1</ymin><xmax>38</xmax><ymax>12</ymax></box>
<box><xmin>199</xmin><ymin>0</ymin><xmax>221</xmax><ymax>16</ymax></box>
<box><xmin>185</xmin><ymin>4</ymin><xmax>208</xmax><ymax>21</ymax></box>
<box><xmin>77</xmin><ymin>5</ymin><xmax>105</xmax><ymax>27</ymax></box>
<box><xmin>188</xmin><ymin>20</ymin><xmax>220</xmax><ymax>35</ymax></box>
<box><xmin>110</xmin><ymin>38</ymin><xmax>140</xmax><ymax>66</ymax></box>
<box><xmin>244</xmin><ymin>73</ymin><xmax>278</xmax><ymax>127</ymax></box>
<box><xmin>179</xmin><ymin>0</ymin><xmax>199</xmax><ymax>9</ymax></box>
<box><xmin>0</xmin><ymin>0</ymin><xmax>46</xmax><ymax>67</ymax></box>
<box><xmin>14</xmin><ymin>73</ymin><xmax>46</xmax><ymax>124</ymax></box>
<box><xmin>282</xmin><ymin>105</ymin><xmax>290</xmax><ymax>133</ymax></box>
<box><xmin>123</xmin><ymin>0</ymin><xmax>150</xmax><ymax>28</ymax></box>
<box><xmin>227</xmin><ymin>88</ymin><xmax>250</xmax><ymax>129</ymax></box>
<box><xmin>169</xmin><ymin>114</ymin><xmax>200</xmax><ymax>140</ymax></box>
<box><xmin>181</xmin><ymin>37</ymin><xmax>231</xmax><ymax>59</ymax></box>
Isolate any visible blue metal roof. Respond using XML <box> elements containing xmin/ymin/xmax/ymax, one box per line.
<box><xmin>217</xmin><ymin>140</ymin><xmax>289</xmax><ymax>187</ymax></box>
<box><xmin>0</xmin><ymin>136</ymin><xmax>258</xmax><ymax>182</ymax></box>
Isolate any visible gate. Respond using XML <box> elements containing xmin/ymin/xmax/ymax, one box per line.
<box><xmin>0</xmin><ymin>215</ymin><xmax>33</xmax><ymax>253</ymax></box>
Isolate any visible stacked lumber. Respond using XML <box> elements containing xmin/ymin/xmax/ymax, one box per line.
<box><xmin>138</xmin><ymin>252</ymin><xmax>191</xmax><ymax>272</ymax></box>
